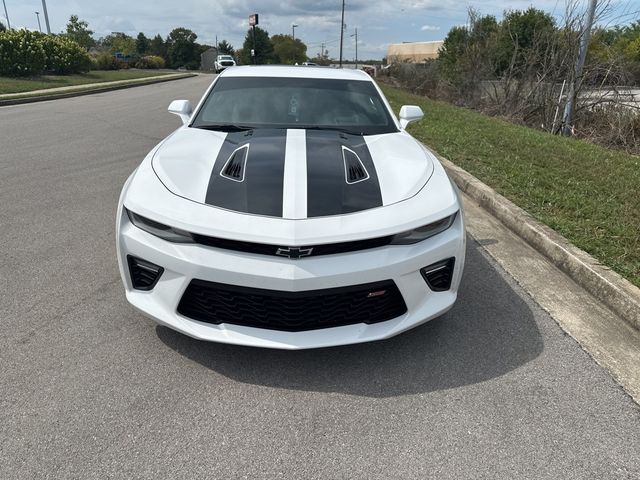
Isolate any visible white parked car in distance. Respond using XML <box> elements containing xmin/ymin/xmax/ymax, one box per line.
<box><xmin>116</xmin><ymin>66</ymin><xmax>466</xmax><ymax>349</ymax></box>
<box><xmin>214</xmin><ymin>54</ymin><xmax>236</xmax><ymax>73</ymax></box>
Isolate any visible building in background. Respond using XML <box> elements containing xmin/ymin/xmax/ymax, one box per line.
<box><xmin>200</xmin><ymin>47</ymin><xmax>218</xmax><ymax>71</ymax></box>
<box><xmin>386</xmin><ymin>41</ymin><xmax>443</xmax><ymax>64</ymax></box>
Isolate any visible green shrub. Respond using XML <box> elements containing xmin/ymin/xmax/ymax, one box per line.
<box><xmin>41</xmin><ymin>35</ymin><xmax>91</xmax><ymax>74</ymax></box>
<box><xmin>0</xmin><ymin>29</ymin><xmax>47</xmax><ymax>76</ymax></box>
<box><xmin>0</xmin><ymin>29</ymin><xmax>91</xmax><ymax>76</ymax></box>
<box><xmin>94</xmin><ymin>51</ymin><xmax>120</xmax><ymax>70</ymax></box>
<box><xmin>135</xmin><ymin>55</ymin><xmax>165</xmax><ymax>69</ymax></box>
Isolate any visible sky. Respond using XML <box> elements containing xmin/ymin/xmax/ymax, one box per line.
<box><xmin>2</xmin><ymin>1</ymin><xmax>638</xmax><ymax>60</ymax></box>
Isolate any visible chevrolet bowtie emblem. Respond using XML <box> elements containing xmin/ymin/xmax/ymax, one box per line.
<box><xmin>275</xmin><ymin>247</ymin><xmax>313</xmax><ymax>259</ymax></box>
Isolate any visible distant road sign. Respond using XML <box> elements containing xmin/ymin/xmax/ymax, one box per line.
<box><xmin>249</xmin><ymin>13</ymin><xmax>259</xmax><ymax>26</ymax></box>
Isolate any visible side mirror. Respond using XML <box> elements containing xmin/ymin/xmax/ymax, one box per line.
<box><xmin>168</xmin><ymin>100</ymin><xmax>193</xmax><ymax>125</ymax></box>
<box><xmin>399</xmin><ymin>105</ymin><xmax>424</xmax><ymax>129</ymax></box>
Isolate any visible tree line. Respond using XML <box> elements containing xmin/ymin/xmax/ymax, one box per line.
<box><xmin>62</xmin><ymin>15</ymin><xmax>315</xmax><ymax>68</ymax></box>
<box><xmin>386</xmin><ymin>6</ymin><xmax>640</xmax><ymax>153</ymax></box>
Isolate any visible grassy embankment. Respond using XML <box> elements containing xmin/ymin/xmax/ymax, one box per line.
<box><xmin>0</xmin><ymin>70</ymin><xmax>174</xmax><ymax>95</ymax></box>
<box><xmin>380</xmin><ymin>84</ymin><xmax>640</xmax><ymax>288</ymax></box>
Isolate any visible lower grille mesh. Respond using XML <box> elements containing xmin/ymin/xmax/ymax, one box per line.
<box><xmin>177</xmin><ymin>279</ymin><xmax>407</xmax><ymax>332</ymax></box>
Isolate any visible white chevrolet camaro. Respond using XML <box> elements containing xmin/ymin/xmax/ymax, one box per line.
<box><xmin>116</xmin><ymin>66</ymin><xmax>466</xmax><ymax>349</ymax></box>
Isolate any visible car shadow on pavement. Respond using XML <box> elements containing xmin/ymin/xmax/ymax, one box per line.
<box><xmin>156</xmin><ymin>237</ymin><xmax>543</xmax><ymax>398</ymax></box>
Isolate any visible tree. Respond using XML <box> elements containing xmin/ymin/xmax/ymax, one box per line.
<box><xmin>217</xmin><ymin>39</ymin><xmax>234</xmax><ymax>55</ymax></box>
<box><xmin>438</xmin><ymin>25</ymin><xmax>471</xmax><ymax>83</ymax></box>
<box><xmin>101</xmin><ymin>32</ymin><xmax>136</xmax><ymax>56</ymax></box>
<box><xmin>234</xmin><ymin>49</ymin><xmax>244</xmax><ymax>65</ymax></box>
<box><xmin>240</xmin><ymin>27</ymin><xmax>274</xmax><ymax>64</ymax></box>
<box><xmin>271</xmin><ymin>34</ymin><xmax>307</xmax><ymax>64</ymax></box>
<box><xmin>0</xmin><ymin>21</ymin><xmax>6</xmax><ymax>32</ymax></box>
<box><xmin>166</xmin><ymin>27</ymin><xmax>199</xmax><ymax>68</ymax></box>
<box><xmin>136</xmin><ymin>32</ymin><xmax>150</xmax><ymax>55</ymax></box>
<box><xmin>149</xmin><ymin>34</ymin><xmax>167</xmax><ymax>59</ymax></box>
<box><xmin>65</xmin><ymin>15</ymin><xmax>94</xmax><ymax>50</ymax></box>
<box><xmin>494</xmin><ymin>8</ymin><xmax>556</xmax><ymax>76</ymax></box>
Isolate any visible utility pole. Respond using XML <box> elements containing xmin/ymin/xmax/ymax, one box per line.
<box><xmin>350</xmin><ymin>28</ymin><xmax>358</xmax><ymax>69</ymax></box>
<box><xmin>320</xmin><ymin>42</ymin><xmax>325</xmax><ymax>59</ymax></box>
<box><xmin>249</xmin><ymin>13</ymin><xmax>259</xmax><ymax>65</ymax></box>
<box><xmin>561</xmin><ymin>0</ymin><xmax>597</xmax><ymax>136</ymax></box>
<box><xmin>292</xmin><ymin>23</ymin><xmax>298</xmax><ymax>41</ymax></box>
<box><xmin>35</xmin><ymin>11</ymin><xmax>41</xmax><ymax>32</ymax></box>
<box><xmin>41</xmin><ymin>0</ymin><xmax>51</xmax><ymax>34</ymax></box>
<box><xmin>252</xmin><ymin>25</ymin><xmax>256</xmax><ymax>64</ymax></box>
<box><xmin>339</xmin><ymin>0</ymin><xmax>345</xmax><ymax>67</ymax></box>
<box><xmin>2</xmin><ymin>0</ymin><xmax>10</xmax><ymax>29</ymax></box>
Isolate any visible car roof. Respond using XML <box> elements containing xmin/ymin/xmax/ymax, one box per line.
<box><xmin>220</xmin><ymin>65</ymin><xmax>371</xmax><ymax>81</ymax></box>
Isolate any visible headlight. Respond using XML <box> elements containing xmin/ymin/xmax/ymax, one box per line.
<box><xmin>126</xmin><ymin>209</ymin><xmax>194</xmax><ymax>243</ymax></box>
<box><xmin>390</xmin><ymin>212</ymin><xmax>457</xmax><ymax>245</ymax></box>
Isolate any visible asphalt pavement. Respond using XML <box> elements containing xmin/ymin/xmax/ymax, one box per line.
<box><xmin>1</xmin><ymin>75</ymin><xmax>638</xmax><ymax>479</ymax></box>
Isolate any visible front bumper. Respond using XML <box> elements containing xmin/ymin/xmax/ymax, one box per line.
<box><xmin>116</xmin><ymin>203</ymin><xmax>466</xmax><ymax>349</ymax></box>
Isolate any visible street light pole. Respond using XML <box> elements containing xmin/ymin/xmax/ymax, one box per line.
<box><xmin>339</xmin><ymin>0</ymin><xmax>345</xmax><ymax>68</ymax></box>
<box><xmin>561</xmin><ymin>0</ymin><xmax>597</xmax><ymax>136</ymax></box>
<box><xmin>35</xmin><ymin>11</ymin><xmax>42</xmax><ymax>32</ymax></box>
<box><xmin>292</xmin><ymin>24</ymin><xmax>298</xmax><ymax>41</ymax></box>
<box><xmin>2</xmin><ymin>0</ymin><xmax>10</xmax><ymax>29</ymax></box>
<box><xmin>41</xmin><ymin>0</ymin><xmax>51</xmax><ymax>34</ymax></box>
<box><xmin>350</xmin><ymin>28</ymin><xmax>358</xmax><ymax>69</ymax></box>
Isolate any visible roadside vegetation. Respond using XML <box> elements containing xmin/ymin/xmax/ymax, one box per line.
<box><xmin>384</xmin><ymin>4</ymin><xmax>640</xmax><ymax>154</ymax></box>
<box><xmin>0</xmin><ymin>70</ymin><xmax>173</xmax><ymax>95</ymax></box>
<box><xmin>0</xmin><ymin>15</ymin><xmax>208</xmax><ymax>96</ymax></box>
<box><xmin>1</xmin><ymin>11</ymin><xmax>379</xmax><ymax>80</ymax></box>
<box><xmin>381</xmin><ymin>84</ymin><xmax>640</xmax><ymax>288</ymax></box>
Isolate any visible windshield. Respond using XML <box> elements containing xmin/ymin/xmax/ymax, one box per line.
<box><xmin>219</xmin><ymin>56</ymin><xmax>233</xmax><ymax>61</ymax></box>
<box><xmin>191</xmin><ymin>76</ymin><xmax>398</xmax><ymax>135</ymax></box>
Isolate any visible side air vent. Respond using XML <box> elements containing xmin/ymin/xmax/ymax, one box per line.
<box><xmin>420</xmin><ymin>258</ymin><xmax>456</xmax><ymax>292</ymax></box>
<box><xmin>221</xmin><ymin>145</ymin><xmax>249</xmax><ymax>182</ymax></box>
<box><xmin>127</xmin><ymin>255</ymin><xmax>164</xmax><ymax>291</ymax></box>
<box><xmin>342</xmin><ymin>146</ymin><xmax>369</xmax><ymax>184</ymax></box>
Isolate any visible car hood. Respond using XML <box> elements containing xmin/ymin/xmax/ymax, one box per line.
<box><xmin>152</xmin><ymin>127</ymin><xmax>434</xmax><ymax>219</ymax></box>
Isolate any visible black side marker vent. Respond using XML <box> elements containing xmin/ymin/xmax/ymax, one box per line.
<box><xmin>127</xmin><ymin>255</ymin><xmax>164</xmax><ymax>291</ymax></box>
<box><xmin>342</xmin><ymin>147</ymin><xmax>370</xmax><ymax>184</ymax></box>
<box><xmin>221</xmin><ymin>145</ymin><xmax>249</xmax><ymax>182</ymax></box>
<box><xmin>420</xmin><ymin>258</ymin><xmax>456</xmax><ymax>292</ymax></box>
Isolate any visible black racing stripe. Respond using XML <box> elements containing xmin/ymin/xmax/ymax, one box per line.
<box><xmin>205</xmin><ymin>129</ymin><xmax>286</xmax><ymax>217</ymax></box>
<box><xmin>306</xmin><ymin>130</ymin><xmax>383</xmax><ymax>217</ymax></box>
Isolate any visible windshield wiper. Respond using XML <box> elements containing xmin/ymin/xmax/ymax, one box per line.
<box><xmin>194</xmin><ymin>124</ymin><xmax>255</xmax><ymax>132</ymax></box>
<box><xmin>302</xmin><ymin>126</ymin><xmax>364</xmax><ymax>135</ymax></box>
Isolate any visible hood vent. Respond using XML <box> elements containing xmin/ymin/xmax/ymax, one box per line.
<box><xmin>342</xmin><ymin>146</ymin><xmax>370</xmax><ymax>184</ymax></box>
<box><xmin>221</xmin><ymin>144</ymin><xmax>249</xmax><ymax>182</ymax></box>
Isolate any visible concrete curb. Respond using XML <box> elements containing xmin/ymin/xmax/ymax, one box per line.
<box><xmin>437</xmin><ymin>154</ymin><xmax>640</xmax><ymax>331</ymax></box>
<box><xmin>0</xmin><ymin>73</ymin><xmax>197</xmax><ymax>106</ymax></box>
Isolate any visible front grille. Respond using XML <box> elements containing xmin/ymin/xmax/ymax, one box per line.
<box><xmin>177</xmin><ymin>279</ymin><xmax>407</xmax><ymax>331</ymax></box>
<box><xmin>221</xmin><ymin>61</ymin><xmax>234</xmax><ymax>66</ymax></box>
<box><xmin>191</xmin><ymin>234</ymin><xmax>393</xmax><ymax>258</ymax></box>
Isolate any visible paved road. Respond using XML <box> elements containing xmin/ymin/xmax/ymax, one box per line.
<box><xmin>1</xmin><ymin>76</ymin><xmax>638</xmax><ymax>479</ymax></box>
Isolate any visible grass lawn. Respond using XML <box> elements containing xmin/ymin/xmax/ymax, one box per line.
<box><xmin>380</xmin><ymin>84</ymin><xmax>640</xmax><ymax>288</ymax></box>
<box><xmin>0</xmin><ymin>70</ymin><xmax>174</xmax><ymax>95</ymax></box>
